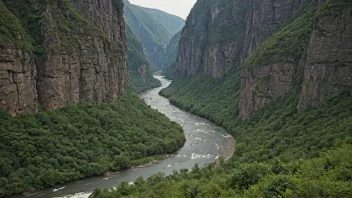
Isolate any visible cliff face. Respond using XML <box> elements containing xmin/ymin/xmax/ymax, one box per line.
<box><xmin>298</xmin><ymin>4</ymin><xmax>352</xmax><ymax>110</ymax></box>
<box><xmin>0</xmin><ymin>45</ymin><xmax>38</xmax><ymax>116</ymax></box>
<box><xmin>0</xmin><ymin>0</ymin><xmax>127</xmax><ymax>115</ymax></box>
<box><xmin>176</xmin><ymin>0</ymin><xmax>247</xmax><ymax>78</ymax></box>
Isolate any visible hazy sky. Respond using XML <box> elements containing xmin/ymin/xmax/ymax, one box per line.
<box><xmin>129</xmin><ymin>0</ymin><xmax>197</xmax><ymax>19</ymax></box>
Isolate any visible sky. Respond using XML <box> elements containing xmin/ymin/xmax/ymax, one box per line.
<box><xmin>128</xmin><ymin>0</ymin><xmax>197</xmax><ymax>19</ymax></box>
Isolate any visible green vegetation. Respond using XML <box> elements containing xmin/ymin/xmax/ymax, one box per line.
<box><xmin>244</xmin><ymin>6</ymin><xmax>317</xmax><ymax>67</ymax></box>
<box><xmin>0</xmin><ymin>1</ymin><xmax>36</xmax><ymax>53</ymax></box>
<box><xmin>126</xmin><ymin>25</ymin><xmax>161</xmax><ymax>93</ymax></box>
<box><xmin>0</xmin><ymin>93</ymin><xmax>185</xmax><ymax>197</ymax></box>
<box><xmin>316</xmin><ymin>0</ymin><xmax>351</xmax><ymax>18</ymax></box>
<box><xmin>124</xmin><ymin>0</ymin><xmax>184</xmax><ymax>69</ymax></box>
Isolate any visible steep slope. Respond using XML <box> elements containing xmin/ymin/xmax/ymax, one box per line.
<box><xmin>162</xmin><ymin>31</ymin><xmax>181</xmax><ymax>79</ymax></box>
<box><xmin>126</xmin><ymin>25</ymin><xmax>161</xmax><ymax>93</ymax></box>
<box><xmin>0</xmin><ymin>0</ymin><xmax>127</xmax><ymax>116</ymax></box>
<box><xmin>123</xmin><ymin>0</ymin><xmax>184</xmax><ymax>70</ymax></box>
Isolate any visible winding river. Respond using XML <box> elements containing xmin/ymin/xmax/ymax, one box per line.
<box><xmin>11</xmin><ymin>76</ymin><xmax>234</xmax><ymax>198</ymax></box>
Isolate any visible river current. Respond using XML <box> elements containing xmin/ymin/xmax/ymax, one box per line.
<box><xmin>11</xmin><ymin>76</ymin><xmax>234</xmax><ymax>198</ymax></box>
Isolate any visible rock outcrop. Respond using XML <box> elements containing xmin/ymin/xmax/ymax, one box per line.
<box><xmin>239</xmin><ymin>63</ymin><xmax>297</xmax><ymax>118</ymax></box>
<box><xmin>37</xmin><ymin>0</ymin><xmax>127</xmax><ymax>110</ymax></box>
<box><xmin>0</xmin><ymin>0</ymin><xmax>127</xmax><ymax>115</ymax></box>
<box><xmin>298</xmin><ymin>5</ymin><xmax>352</xmax><ymax>110</ymax></box>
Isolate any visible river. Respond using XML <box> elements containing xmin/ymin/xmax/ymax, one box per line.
<box><xmin>11</xmin><ymin>76</ymin><xmax>234</xmax><ymax>198</ymax></box>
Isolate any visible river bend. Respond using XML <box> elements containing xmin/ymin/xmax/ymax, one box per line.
<box><xmin>11</xmin><ymin>76</ymin><xmax>234</xmax><ymax>198</ymax></box>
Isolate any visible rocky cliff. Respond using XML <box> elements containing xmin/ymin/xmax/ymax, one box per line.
<box><xmin>298</xmin><ymin>2</ymin><xmax>352</xmax><ymax>110</ymax></box>
<box><xmin>0</xmin><ymin>0</ymin><xmax>127</xmax><ymax>116</ymax></box>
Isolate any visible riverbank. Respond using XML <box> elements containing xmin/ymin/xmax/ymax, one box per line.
<box><xmin>9</xmin><ymin>76</ymin><xmax>235</xmax><ymax>198</ymax></box>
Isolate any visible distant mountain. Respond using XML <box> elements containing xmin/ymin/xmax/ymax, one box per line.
<box><xmin>162</xmin><ymin>31</ymin><xmax>182</xmax><ymax>79</ymax></box>
<box><xmin>126</xmin><ymin>25</ymin><xmax>161</xmax><ymax>93</ymax></box>
<box><xmin>124</xmin><ymin>0</ymin><xmax>184</xmax><ymax>70</ymax></box>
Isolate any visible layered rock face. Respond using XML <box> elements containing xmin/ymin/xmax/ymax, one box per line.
<box><xmin>298</xmin><ymin>5</ymin><xmax>352</xmax><ymax>110</ymax></box>
<box><xmin>0</xmin><ymin>0</ymin><xmax>127</xmax><ymax>115</ymax></box>
<box><xmin>0</xmin><ymin>45</ymin><xmax>37</xmax><ymax>116</ymax></box>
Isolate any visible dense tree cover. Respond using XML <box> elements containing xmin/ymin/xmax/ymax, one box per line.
<box><xmin>126</xmin><ymin>25</ymin><xmax>161</xmax><ymax>93</ymax></box>
<box><xmin>0</xmin><ymin>93</ymin><xmax>185</xmax><ymax>197</ymax></box>
<box><xmin>92</xmin><ymin>140</ymin><xmax>352</xmax><ymax>198</ymax></box>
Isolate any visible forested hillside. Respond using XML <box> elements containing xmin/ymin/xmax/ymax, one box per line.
<box><xmin>124</xmin><ymin>0</ymin><xmax>184</xmax><ymax>70</ymax></box>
